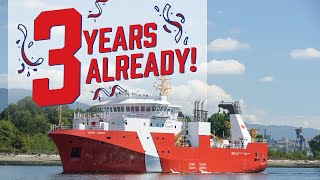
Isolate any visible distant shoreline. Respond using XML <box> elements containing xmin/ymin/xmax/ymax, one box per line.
<box><xmin>267</xmin><ymin>159</ymin><xmax>320</xmax><ymax>168</ymax></box>
<box><xmin>0</xmin><ymin>154</ymin><xmax>319</xmax><ymax>168</ymax></box>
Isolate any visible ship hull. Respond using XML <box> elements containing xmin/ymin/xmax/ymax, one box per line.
<box><xmin>49</xmin><ymin>130</ymin><xmax>267</xmax><ymax>173</ymax></box>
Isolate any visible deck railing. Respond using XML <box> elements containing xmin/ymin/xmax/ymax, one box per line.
<box><xmin>51</xmin><ymin>124</ymin><xmax>75</xmax><ymax>130</ymax></box>
<box><xmin>50</xmin><ymin>124</ymin><xmax>124</xmax><ymax>131</ymax></box>
<box><xmin>252</xmin><ymin>138</ymin><xmax>267</xmax><ymax>143</ymax></box>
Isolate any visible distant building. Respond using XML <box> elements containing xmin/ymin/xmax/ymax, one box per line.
<box><xmin>294</xmin><ymin>127</ymin><xmax>307</xmax><ymax>152</ymax></box>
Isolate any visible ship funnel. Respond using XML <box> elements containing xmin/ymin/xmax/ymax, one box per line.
<box><xmin>194</xmin><ymin>99</ymin><xmax>208</xmax><ymax>122</ymax></box>
<box><xmin>194</xmin><ymin>99</ymin><xmax>199</xmax><ymax>121</ymax></box>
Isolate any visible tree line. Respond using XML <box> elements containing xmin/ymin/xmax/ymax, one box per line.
<box><xmin>0</xmin><ymin>97</ymin><xmax>74</xmax><ymax>154</ymax></box>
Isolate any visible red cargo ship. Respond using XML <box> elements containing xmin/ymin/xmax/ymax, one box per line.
<box><xmin>49</xmin><ymin>77</ymin><xmax>267</xmax><ymax>173</ymax></box>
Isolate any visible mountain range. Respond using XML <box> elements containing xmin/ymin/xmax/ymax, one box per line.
<box><xmin>0</xmin><ymin>88</ymin><xmax>319</xmax><ymax>140</ymax></box>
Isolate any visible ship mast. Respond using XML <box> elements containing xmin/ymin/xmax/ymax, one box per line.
<box><xmin>58</xmin><ymin>105</ymin><xmax>62</xmax><ymax>126</ymax></box>
<box><xmin>154</xmin><ymin>76</ymin><xmax>170</xmax><ymax>97</ymax></box>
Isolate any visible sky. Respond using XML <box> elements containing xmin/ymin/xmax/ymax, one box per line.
<box><xmin>1</xmin><ymin>0</ymin><xmax>320</xmax><ymax>129</ymax></box>
<box><xmin>206</xmin><ymin>0</ymin><xmax>320</xmax><ymax>129</ymax></box>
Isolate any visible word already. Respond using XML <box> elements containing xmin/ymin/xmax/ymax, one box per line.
<box><xmin>85</xmin><ymin>47</ymin><xmax>197</xmax><ymax>84</ymax></box>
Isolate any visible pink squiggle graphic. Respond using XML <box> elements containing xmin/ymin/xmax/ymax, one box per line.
<box><xmin>162</xmin><ymin>4</ymin><xmax>183</xmax><ymax>43</ymax></box>
<box><xmin>88</xmin><ymin>0</ymin><xmax>108</xmax><ymax>19</ymax></box>
<box><xmin>163</xmin><ymin>25</ymin><xmax>171</xmax><ymax>33</ymax></box>
<box><xmin>176</xmin><ymin>13</ymin><xmax>185</xmax><ymax>23</ymax></box>
<box><xmin>17</xmin><ymin>24</ymin><xmax>44</xmax><ymax>77</ymax></box>
<box><xmin>92</xmin><ymin>85</ymin><xmax>127</xmax><ymax>100</ymax></box>
<box><xmin>157</xmin><ymin>4</ymin><xmax>189</xmax><ymax>45</ymax></box>
<box><xmin>17</xmin><ymin>24</ymin><xmax>44</xmax><ymax>67</ymax></box>
<box><xmin>18</xmin><ymin>63</ymin><xmax>25</xmax><ymax>74</ymax></box>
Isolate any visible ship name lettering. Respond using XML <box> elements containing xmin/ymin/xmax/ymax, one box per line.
<box><xmin>199</xmin><ymin>162</ymin><xmax>206</xmax><ymax>166</ymax></box>
<box><xmin>189</xmin><ymin>162</ymin><xmax>196</xmax><ymax>170</ymax></box>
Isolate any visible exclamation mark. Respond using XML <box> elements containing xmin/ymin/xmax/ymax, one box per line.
<box><xmin>190</xmin><ymin>47</ymin><xmax>197</xmax><ymax>72</ymax></box>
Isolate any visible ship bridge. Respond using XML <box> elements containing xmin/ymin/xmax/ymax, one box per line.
<box><xmin>68</xmin><ymin>94</ymin><xmax>183</xmax><ymax>135</ymax></box>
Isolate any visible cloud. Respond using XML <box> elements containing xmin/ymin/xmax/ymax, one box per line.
<box><xmin>258</xmin><ymin>76</ymin><xmax>273</xmax><ymax>82</ymax></box>
<box><xmin>170</xmin><ymin>79</ymin><xmax>233</xmax><ymax>115</ymax></box>
<box><xmin>10</xmin><ymin>0</ymin><xmax>63</xmax><ymax>11</ymax></box>
<box><xmin>0</xmin><ymin>74</ymin><xmax>8</xmax><ymax>88</ymax></box>
<box><xmin>23</xmin><ymin>0</ymin><xmax>46</xmax><ymax>9</ymax></box>
<box><xmin>229</xmin><ymin>28</ymin><xmax>241</xmax><ymax>34</ymax></box>
<box><xmin>262</xmin><ymin>115</ymin><xmax>320</xmax><ymax>129</ymax></box>
<box><xmin>200</xmin><ymin>59</ymin><xmax>245</xmax><ymax>75</ymax></box>
<box><xmin>208</xmin><ymin>37</ymin><xmax>250</xmax><ymax>52</ymax></box>
<box><xmin>290</xmin><ymin>48</ymin><xmax>320</xmax><ymax>59</ymax></box>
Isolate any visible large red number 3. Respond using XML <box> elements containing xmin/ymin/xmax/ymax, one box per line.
<box><xmin>33</xmin><ymin>9</ymin><xmax>81</xmax><ymax>106</ymax></box>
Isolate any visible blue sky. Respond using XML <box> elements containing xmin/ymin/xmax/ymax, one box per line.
<box><xmin>207</xmin><ymin>0</ymin><xmax>320</xmax><ymax>128</ymax></box>
<box><xmin>0</xmin><ymin>0</ymin><xmax>7</xmax><ymax>74</ymax></box>
<box><xmin>1</xmin><ymin>0</ymin><xmax>320</xmax><ymax>129</ymax></box>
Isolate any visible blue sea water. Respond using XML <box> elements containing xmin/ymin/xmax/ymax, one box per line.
<box><xmin>0</xmin><ymin>166</ymin><xmax>319</xmax><ymax>180</ymax></box>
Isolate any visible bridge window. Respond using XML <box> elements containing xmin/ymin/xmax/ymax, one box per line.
<box><xmin>135</xmin><ymin>106</ymin><xmax>139</xmax><ymax>111</ymax></box>
<box><xmin>150</xmin><ymin>123</ymin><xmax>153</xmax><ymax>126</ymax></box>
<box><xmin>117</xmin><ymin>107</ymin><xmax>121</xmax><ymax>112</ymax></box>
<box><xmin>131</xmin><ymin>106</ymin><xmax>135</xmax><ymax>112</ymax></box>
<box><xmin>126</xmin><ymin>107</ymin><xmax>130</xmax><ymax>112</ymax></box>
<box><xmin>109</xmin><ymin>107</ymin><xmax>113</xmax><ymax>112</ymax></box>
<box><xmin>121</xmin><ymin>107</ymin><xmax>124</xmax><ymax>112</ymax></box>
<box><xmin>141</xmin><ymin>106</ymin><xmax>145</xmax><ymax>111</ymax></box>
<box><xmin>152</xmin><ymin>106</ymin><xmax>156</xmax><ymax>111</ymax></box>
<box><xmin>146</xmin><ymin>107</ymin><xmax>151</xmax><ymax>111</ymax></box>
<box><xmin>113</xmin><ymin>107</ymin><xmax>117</xmax><ymax>112</ymax></box>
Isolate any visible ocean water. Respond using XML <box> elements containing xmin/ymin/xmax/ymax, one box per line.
<box><xmin>0</xmin><ymin>166</ymin><xmax>319</xmax><ymax>180</ymax></box>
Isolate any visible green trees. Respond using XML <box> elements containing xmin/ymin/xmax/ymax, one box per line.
<box><xmin>178</xmin><ymin>111</ymin><xmax>191</xmax><ymax>122</ymax></box>
<box><xmin>268</xmin><ymin>149</ymin><xmax>309</xmax><ymax>160</ymax></box>
<box><xmin>0</xmin><ymin>120</ymin><xmax>28</xmax><ymax>153</ymax></box>
<box><xmin>309</xmin><ymin>134</ymin><xmax>320</xmax><ymax>159</ymax></box>
<box><xmin>208</xmin><ymin>113</ymin><xmax>230</xmax><ymax>138</ymax></box>
<box><xmin>0</xmin><ymin>96</ymin><xmax>75</xmax><ymax>154</ymax></box>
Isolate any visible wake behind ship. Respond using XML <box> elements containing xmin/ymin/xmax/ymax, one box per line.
<box><xmin>48</xmin><ymin>77</ymin><xmax>268</xmax><ymax>173</ymax></box>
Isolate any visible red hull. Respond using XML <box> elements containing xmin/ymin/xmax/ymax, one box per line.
<box><xmin>49</xmin><ymin>130</ymin><xmax>267</xmax><ymax>173</ymax></box>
